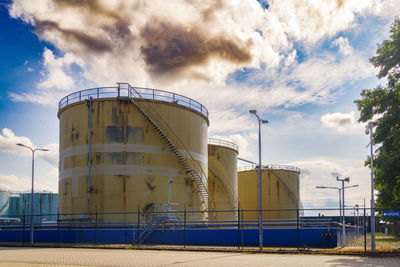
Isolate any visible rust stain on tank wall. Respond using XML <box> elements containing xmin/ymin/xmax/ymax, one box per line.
<box><xmin>145</xmin><ymin>176</ymin><xmax>156</xmax><ymax>191</ymax></box>
<box><xmin>276</xmin><ymin>180</ymin><xmax>280</xmax><ymax>199</ymax></box>
<box><xmin>142</xmin><ymin>203</ymin><xmax>154</xmax><ymax>212</ymax></box>
<box><xmin>95</xmin><ymin>152</ymin><xmax>103</xmax><ymax>164</ymax></box>
<box><xmin>69</xmin><ymin>126</ymin><xmax>80</xmax><ymax>143</ymax></box>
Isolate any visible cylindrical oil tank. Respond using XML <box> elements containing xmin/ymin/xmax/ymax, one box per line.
<box><xmin>20</xmin><ymin>192</ymin><xmax>58</xmax><ymax>224</ymax></box>
<box><xmin>238</xmin><ymin>165</ymin><xmax>300</xmax><ymax>221</ymax></box>
<box><xmin>7</xmin><ymin>193</ymin><xmax>21</xmax><ymax>218</ymax></box>
<box><xmin>0</xmin><ymin>189</ymin><xmax>9</xmax><ymax>216</ymax></box>
<box><xmin>57</xmin><ymin>83</ymin><xmax>209</xmax><ymax>222</ymax></box>
<box><xmin>208</xmin><ymin>139</ymin><xmax>238</xmax><ymax>221</ymax></box>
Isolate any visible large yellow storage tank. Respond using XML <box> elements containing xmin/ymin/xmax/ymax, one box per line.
<box><xmin>238</xmin><ymin>165</ymin><xmax>300</xmax><ymax>221</ymax></box>
<box><xmin>57</xmin><ymin>83</ymin><xmax>209</xmax><ymax>222</ymax></box>
<box><xmin>207</xmin><ymin>139</ymin><xmax>238</xmax><ymax>221</ymax></box>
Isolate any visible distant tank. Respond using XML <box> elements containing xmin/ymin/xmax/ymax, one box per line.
<box><xmin>238</xmin><ymin>165</ymin><xmax>300</xmax><ymax>220</ymax></box>
<box><xmin>7</xmin><ymin>193</ymin><xmax>21</xmax><ymax>217</ymax></box>
<box><xmin>57</xmin><ymin>83</ymin><xmax>209</xmax><ymax>222</ymax></box>
<box><xmin>0</xmin><ymin>189</ymin><xmax>9</xmax><ymax>216</ymax></box>
<box><xmin>19</xmin><ymin>192</ymin><xmax>58</xmax><ymax>224</ymax></box>
<box><xmin>207</xmin><ymin>139</ymin><xmax>238</xmax><ymax>221</ymax></box>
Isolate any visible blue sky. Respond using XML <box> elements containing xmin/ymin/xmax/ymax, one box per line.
<box><xmin>0</xmin><ymin>0</ymin><xmax>399</xmax><ymax>215</ymax></box>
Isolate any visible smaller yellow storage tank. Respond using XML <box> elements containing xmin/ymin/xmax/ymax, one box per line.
<box><xmin>238</xmin><ymin>165</ymin><xmax>300</xmax><ymax>221</ymax></box>
<box><xmin>207</xmin><ymin>139</ymin><xmax>238</xmax><ymax>221</ymax></box>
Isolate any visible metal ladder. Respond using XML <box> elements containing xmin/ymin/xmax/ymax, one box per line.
<box><xmin>136</xmin><ymin>215</ymin><xmax>179</xmax><ymax>244</ymax></box>
<box><xmin>208</xmin><ymin>167</ymin><xmax>238</xmax><ymax>217</ymax></box>
<box><xmin>121</xmin><ymin>83</ymin><xmax>210</xmax><ymax>211</ymax></box>
<box><xmin>270</xmin><ymin>169</ymin><xmax>303</xmax><ymax>215</ymax></box>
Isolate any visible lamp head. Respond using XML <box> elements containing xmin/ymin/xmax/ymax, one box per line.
<box><xmin>365</xmin><ymin>126</ymin><xmax>370</xmax><ymax>135</ymax></box>
<box><xmin>16</xmin><ymin>143</ymin><xmax>25</xmax><ymax>147</ymax></box>
<box><xmin>38</xmin><ymin>148</ymin><xmax>49</xmax><ymax>152</ymax></box>
<box><xmin>261</xmin><ymin>119</ymin><xmax>269</xmax><ymax>124</ymax></box>
<box><xmin>249</xmin><ymin>110</ymin><xmax>257</xmax><ymax>114</ymax></box>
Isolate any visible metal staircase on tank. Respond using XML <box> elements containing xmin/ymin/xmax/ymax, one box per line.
<box><xmin>208</xmin><ymin>167</ymin><xmax>239</xmax><ymax>218</ymax></box>
<box><xmin>135</xmin><ymin>203</ymin><xmax>180</xmax><ymax>245</ymax></box>
<box><xmin>270</xmin><ymin>169</ymin><xmax>303</xmax><ymax>216</ymax></box>
<box><xmin>118</xmin><ymin>83</ymin><xmax>211</xmax><ymax>212</ymax></box>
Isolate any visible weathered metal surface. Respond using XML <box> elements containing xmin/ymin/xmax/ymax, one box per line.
<box><xmin>207</xmin><ymin>142</ymin><xmax>238</xmax><ymax>221</ymax></box>
<box><xmin>4</xmin><ymin>192</ymin><xmax>58</xmax><ymax>223</ymax></box>
<box><xmin>0</xmin><ymin>189</ymin><xmax>9</xmax><ymax>216</ymax></box>
<box><xmin>58</xmin><ymin>98</ymin><xmax>208</xmax><ymax>222</ymax></box>
<box><xmin>238</xmin><ymin>169</ymin><xmax>300</xmax><ymax>220</ymax></box>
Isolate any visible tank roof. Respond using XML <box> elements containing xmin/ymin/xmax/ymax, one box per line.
<box><xmin>208</xmin><ymin>138</ymin><xmax>239</xmax><ymax>153</ymax></box>
<box><xmin>58</xmin><ymin>82</ymin><xmax>208</xmax><ymax>119</ymax></box>
<box><xmin>238</xmin><ymin>164</ymin><xmax>300</xmax><ymax>173</ymax></box>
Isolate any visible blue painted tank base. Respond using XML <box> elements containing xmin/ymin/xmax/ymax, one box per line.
<box><xmin>0</xmin><ymin>228</ymin><xmax>338</xmax><ymax>248</ymax></box>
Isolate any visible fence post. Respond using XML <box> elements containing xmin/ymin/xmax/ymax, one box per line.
<box><xmin>364</xmin><ymin>204</ymin><xmax>366</xmax><ymax>253</ymax></box>
<box><xmin>136</xmin><ymin>207</ymin><xmax>140</xmax><ymax>247</ymax></box>
<box><xmin>57</xmin><ymin>212</ymin><xmax>59</xmax><ymax>246</ymax></box>
<box><xmin>241</xmin><ymin>209</ymin><xmax>244</xmax><ymax>249</ymax></box>
<box><xmin>296</xmin><ymin>207</ymin><xmax>300</xmax><ymax>251</ymax></box>
<box><xmin>237</xmin><ymin>205</ymin><xmax>240</xmax><ymax>250</ymax></box>
<box><xmin>22</xmin><ymin>210</ymin><xmax>26</xmax><ymax>244</ymax></box>
<box><xmin>184</xmin><ymin>204</ymin><xmax>187</xmax><ymax>248</ymax></box>
<box><xmin>95</xmin><ymin>208</ymin><xmax>98</xmax><ymax>245</ymax></box>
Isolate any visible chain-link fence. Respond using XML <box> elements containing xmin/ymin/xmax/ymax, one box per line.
<box><xmin>0</xmin><ymin>206</ymin><xmax>387</xmax><ymax>250</ymax></box>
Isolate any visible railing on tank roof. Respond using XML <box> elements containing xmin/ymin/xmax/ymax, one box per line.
<box><xmin>238</xmin><ymin>164</ymin><xmax>300</xmax><ymax>173</ymax></box>
<box><xmin>58</xmin><ymin>84</ymin><xmax>209</xmax><ymax>118</ymax></box>
<box><xmin>208</xmin><ymin>138</ymin><xmax>239</xmax><ymax>153</ymax></box>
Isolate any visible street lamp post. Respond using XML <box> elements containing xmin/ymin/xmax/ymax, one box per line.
<box><xmin>366</xmin><ymin>122</ymin><xmax>376</xmax><ymax>252</ymax></box>
<box><xmin>315</xmin><ymin>186</ymin><xmax>342</xmax><ymax>219</ymax></box>
<box><xmin>17</xmin><ymin>143</ymin><xmax>49</xmax><ymax>246</ymax></box>
<box><xmin>336</xmin><ymin>177</ymin><xmax>358</xmax><ymax>246</ymax></box>
<box><xmin>316</xmin><ymin>183</ymin><xmax>358</xmax><ymax>246</ymax></box>
<box><xmin>249</xmin><ymin>109</ymin><xmax>268</xmax><ymax>252</ymax></box>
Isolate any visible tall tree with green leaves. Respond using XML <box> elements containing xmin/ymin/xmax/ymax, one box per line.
<box><xmin>355</xmin><ymin>18</ymin><xmax>400</xmax><ymax>209</ymax></box>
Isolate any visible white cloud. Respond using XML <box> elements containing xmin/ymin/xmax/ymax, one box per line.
<box><xmin>210</xmin><ymin>133</ymin><xmax>253</xmax><ymax>158</ymax></box>
<box><xmin>0</xmin><ymin>174</ymin><xmax>30</xmax><ymax>191</ymax></box>
<box><xmin>333</xmin><ymin>36</ymin><xmax>354</xmax><ymax>56</ymax></box>
<box><xmin>0</xmin><ymin>128</ymin><xmax>33</xmax><ymax>154</ymax></box>
<box><xmin>288</xmin><ymin>158</ymin><xmax>369</xmax><ymax>212</ymax></box>
<box><xmin>283</xmin><ymin>50</ymin><xmax>297</xmax><ymax>69</ymax></box>
<box><xmin>10</xmin><ymin>48</ymin><xmax>86</xmax><ymax>106</ymax></box>
<box><xmin>38</xmin><ymin>48</ymin><xmax>78</xmax><ymax>90</ymax></box>
<box><xmin>7</xmin><ymin>0</ymin><xmax>385</xmax><ymax>96</ymax></box>
<box><xmin>0</xmin><ymin>128</ymin><xmax>58</xmax><ymax>166</ymax></box>
<box><xmin>321</xmin><ymin>111</ymin><xmax>365</xmax><ymax>133</ymax></box>
<box><xmin>0</xmin><ymin>171</ymin><xmax>57</xmax><ymax>193</ymax></box>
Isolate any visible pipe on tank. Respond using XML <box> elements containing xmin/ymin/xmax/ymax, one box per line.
<box><xmin>87</xmin><ymin>97</ymin><xmax>92</xmax><ymax>215</ymax></box>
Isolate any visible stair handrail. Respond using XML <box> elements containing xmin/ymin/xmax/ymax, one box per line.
<box><xmin>128</xmin><ymin>85</ymin><xmax>208</xmax><ymax>191</ymax></box>
<box><xmin>208</xmin><ymin>167</ymin><xmax>238</xmax><ymax>209</ymax></box>
<box><xmin>270</xmin><ymin>169</ymin><xmax>300</xmax><ymax>210</ymax></box>
<box><xmin>121</xmin><ymin>83</ymin><xmax>212</xmax><ymax>210</ymax></box>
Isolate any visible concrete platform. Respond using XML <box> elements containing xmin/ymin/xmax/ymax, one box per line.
<box><xmin>0</xmin><ymin>246</ymin><xmax>399</xmax><ymax>266</ymax></box>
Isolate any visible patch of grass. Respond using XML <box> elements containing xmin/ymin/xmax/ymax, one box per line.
<box><xmin>345</xmin><ymin>232</ymin><xmax>400</xmax><ymax>251</ymax></box>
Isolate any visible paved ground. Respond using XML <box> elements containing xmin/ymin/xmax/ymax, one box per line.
<box><xmin>0</xmin><ymin>247</ymin><xmax>399</xmax><ymax>266</ymax></box>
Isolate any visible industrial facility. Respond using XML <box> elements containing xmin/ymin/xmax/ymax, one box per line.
<box><xmin>0</xmin><ymin>189</ymin><xmax>58</xmax><ymax>224</ymax></box>
<box><xmin>57</xmin><ymin>82</ymin><xmax>301</xmax><ymax>224</ymax></box>
<box><xmin>0</xmin><ymin>83</ymin><xmax>347</xmax><ymax>249</ymax></box>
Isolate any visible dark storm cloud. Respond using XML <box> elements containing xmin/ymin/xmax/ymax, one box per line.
<box><xmin>45</xmin><ymin>0</ymin><xmax>134</xmax><ymax>48</ymax></box>
<box><xmin>140</xmin><ymin>20</ymin><xmax>252</xmax><ymax>74</ymax></box>
<box><xmin>54</xmin><ymin>0</ymin><xmax>119</xmax><ymax>19</ymax></box>
<box><xmin>35</xmin><ymin>20</ymin><xmax>112</xmax><ymax>53</ymax></box>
